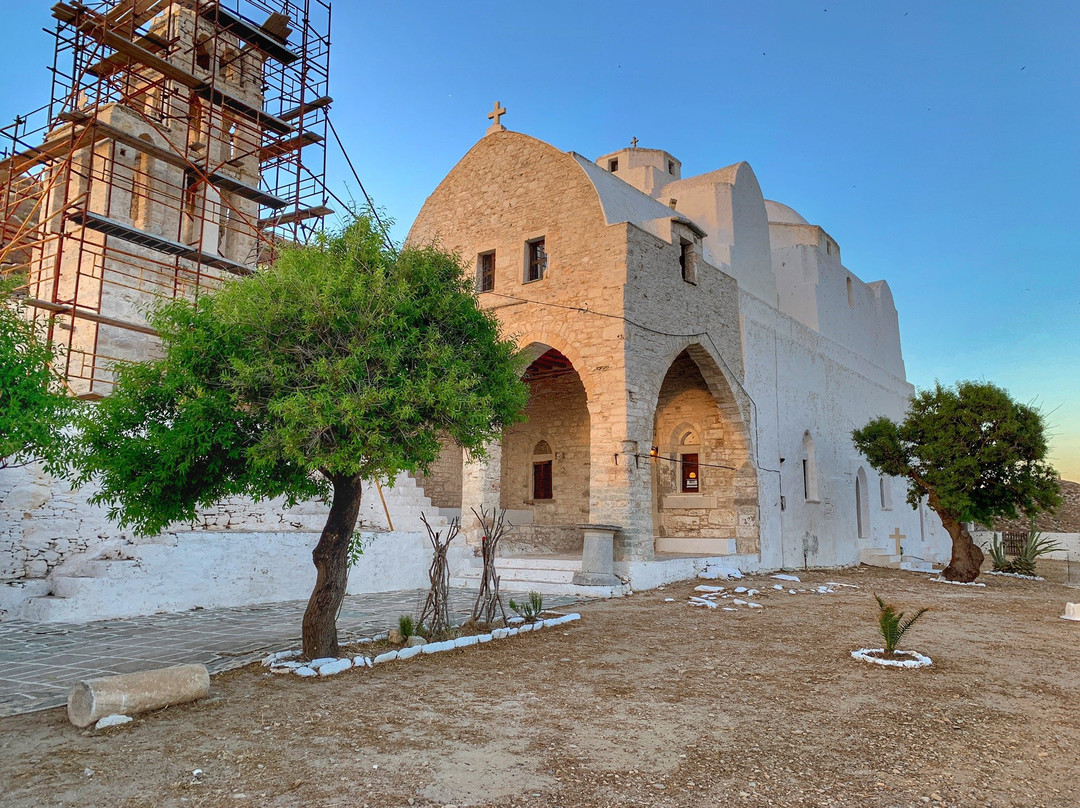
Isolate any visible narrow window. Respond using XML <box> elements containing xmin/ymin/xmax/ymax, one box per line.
<box><xmin>679</xmin><ymin>239</ymin><xmax>696</xmax><ymax>284</ymax></box>
<box><xmin>195</xmin><ymin>44</ymin><xmax>212</xmax><ymax>71</ymax></box>
<box><xmin>681</xmin><ymin>453</ymin><xmax>699</xmax><ymax>492</ymax></box>
<box><xmin>802</xmin><ymin>459</ymin><xmax>810</xmax><ymax>500</ymax></box>
<box><xmin>846</xmin><ymin>276</ymin><xmax>855</xmax><ymax>307</ymax></box>
<box><xmin>608</xmin><ymin>158</ymin><xmax>618</xmax><ymax>172</ymax></box>
<box><xmin>667</xmin><ymin>159</ymin><xmax>675</xmax><ymax>174</ymax></box>
<box><xmin>802</xmin><ymin>431</ymin><xmax>819</xmax><ymax>501</ymax></box>
<box><xmin>856</xmin><ymin>467</ymin><xmax>870</xmax><ymax>538</ymax></box>
<box><xmin>879</xmin><ymin>477</ymin><xmax>892</xmax><ymax>510</ymax></box>
<box><xmin>533</xmin><ymin>460</ymin><xmax>553</xmax><ymax>500</ymax></box>
<box><xmin>477</xmin><ymin>251</ymin><xmax>495</xmax><ymax>292</ymax></box>
<box><xmin>526</xmin><ymin>237</ymin><xmax>547</xmax><ymax>282</ymax></box>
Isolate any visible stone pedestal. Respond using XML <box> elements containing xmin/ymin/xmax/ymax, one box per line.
<box><xmin>573</xmin><ymin>524</ymin><xmax>621</xmax><ymax>586</ymax></box>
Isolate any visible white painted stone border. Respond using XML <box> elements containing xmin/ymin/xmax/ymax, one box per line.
<box><xmin>261</xmin><ymin>614</ymin><xmax>582</xmax><ymax>677</ymax></box>
<box><xmin>986</xmin><ymin>571</ymin><xmax>1044</xmax><ymax>581</ymax></box>
<box><xmin>929</xmin><ymin>577</ymin><xmax>986</xmax><ymax>587</ymax></box>
<box><xmin>850</xmin><ymin>647</ymin><xmax>933</xmax><ymax>669</ymax></box>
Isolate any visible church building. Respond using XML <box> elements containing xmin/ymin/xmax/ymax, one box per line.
<box><xmin>408</xmin><ymin>108</ymin><xmax>947</xmax><ymax>590</ymax></box>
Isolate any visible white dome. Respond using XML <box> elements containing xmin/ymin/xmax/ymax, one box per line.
<box><xmin>764</xmin><ymin>199</ymin><xmax>808</xmax><ymax>225</ymax></box>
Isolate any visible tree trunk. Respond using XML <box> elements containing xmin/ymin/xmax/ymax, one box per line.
<box><xmin>930</xmin><ymin>493</ymin><xmax>984</xmax><ymax>582</ymax></box>
<box><xmin>302</xmin><ymin>474</ymin><xmax>363</xmax><ymax>659</ymax></box>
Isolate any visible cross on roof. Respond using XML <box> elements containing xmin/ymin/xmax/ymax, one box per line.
<box><xmin>486</xmin><ymin>100</ymin><xmax>507</xmax><ymax>134</ymax></box>
<box><xmin>630</xmin><ymin>137</ymin><xmax>638</xmax><ymax>148</ymax></box>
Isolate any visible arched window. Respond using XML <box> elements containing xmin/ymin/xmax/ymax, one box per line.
<box><xmin>675</xmin><ymin>427</ymin><xmax>701</xmax><ymax>493</ymax></box>
<box><xmin>532</xmin><ymin>441</ymin><xmax>553</xmax><ymax>500</ymax></box>
<box><xmin>879</xmin><ymin>476</ymin><xmax>892</xmax><ymax>510</ymax></box>
<box><xmin>802</xmin><ymin>431</ymin><xmax>819</xmax><ymax>502</ymax></box>
<box><xmin>855</xmin><ymin>467</ymin><xmax>870</xmax><ymax>539</ymax></box>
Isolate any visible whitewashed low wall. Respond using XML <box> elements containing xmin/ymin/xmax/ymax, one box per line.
<box><xmin>972</xmin><ymin>530</ymin><xmax>1080</xmax><ymax>560</ymax></box>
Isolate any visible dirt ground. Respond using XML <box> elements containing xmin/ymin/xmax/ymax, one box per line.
<box><xmin>2</xmin><ymin>562</ymin><xmax>1079</xmax><ymax>808</ymax></box>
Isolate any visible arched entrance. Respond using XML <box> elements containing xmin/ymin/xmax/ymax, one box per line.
<box><xmin>499</xmin><ymin>346</ymin><xmax>591</xmax><ymax>555</ymax></box>
<box><xmin>651</xmin><ymin>348</ymin><xmax>758</xmax><ymax>555</ymax></box>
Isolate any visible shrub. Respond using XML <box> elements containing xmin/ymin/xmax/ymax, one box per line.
<box><xmin>875</xmin><ymin>595</ymin><xmax>928</xmax><ymax>658</ymax></box>
<box><xmin>1010</xmin><ymin>528</ymin><xmax>1061</xmax><ymax>577</ymax></box>
<box><xmin>509</xmin><ymin>591</ymin><xmax>544</xmax><ymax>622</ymax></box>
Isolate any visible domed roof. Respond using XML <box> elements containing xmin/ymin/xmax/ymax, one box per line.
<box><xmin>764</xmin><ymin>199</ymin><xmax>808</xmax><ymax>225</ymax></box>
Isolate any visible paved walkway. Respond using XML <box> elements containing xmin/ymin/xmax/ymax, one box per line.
<box><xmin>0</xmin><ymin>587</ymin><xmax>577</xmax><ymax>718</ymax></box>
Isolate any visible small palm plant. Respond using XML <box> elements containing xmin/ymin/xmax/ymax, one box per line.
<box><xmin>509</xmin><ymin>591</ymin><xmax>544</xmax><ymax>622</ymax></box>
<box><xmin>875</xmin><ymin>595</ymin><xmax>928</xmax><ymax>658</ymax></box>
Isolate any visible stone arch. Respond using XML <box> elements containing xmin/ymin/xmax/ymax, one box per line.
<box><xmin>499</xmin><ymin>341</ymin><xmax>591</xmax><ymax>555</ymax></box>
<box><xmin>650</xmin><ymin>345</ymin><xmax>758</xmax><ymax>555</ymax></box>
<box><xmin>855</xmin><ymin>466</ymin><xmax>870</xmax><ymax>539</ymax></box>
<box><xmin>513</xmin><ymin>332</ymin><xmax>597</xmax><ymax>407</ymax></box>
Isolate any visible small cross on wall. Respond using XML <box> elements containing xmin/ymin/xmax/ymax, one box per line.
<box><xmin>630</xmin><ymin>136</ymin><xmax>638</xmax><ymax>148</ymax></box>
<box><xmin>486</xmin><ymin>100</ymin><xmax>507</xmax><ymax>134</ymax></box>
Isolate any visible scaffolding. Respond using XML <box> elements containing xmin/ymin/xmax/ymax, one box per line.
<box><xmin>0</xmin><ymin>0</ymin><xmax>332</xmax><ymax>397</ymax></box>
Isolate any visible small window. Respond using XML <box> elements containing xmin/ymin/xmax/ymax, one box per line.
<box><xmin>668</xmin><ymin>159</ymin><xmax>675</xmax><ymax>174</ymax></box>
<box><xmin>608</xmin><ymin>158</ymin><xmax>618</xmax><ymax>172</ymax></box>
<box><xmin>679</xmin><ymin>239</ymin><xmax>696</xmax><ymax>284</ymax></box>
<box><xmin>533</xmin><ymin>460</ymin><xmax>553</xmax><ymax>500</ymax></box>
<box><xmin>196</xmin><ymin>45</ymin><xmax>212</xmax><ymax>71</ymax></box>
<box><xmin>846</xmin><ymin>276</ymin><xmax>855</xmax><ymax>307</ymax></box>
<box><xmin>681</xmin><ymin>453</ymin><xmax>699</xmax><ymax>492</ymax></box>
<box><xmin>802</xmin><ymin>431</ymin><xmax>819</xmax><ymax>501</ymax></box>
<box><xmin>526</xmin><ymin>237</ymin><xmax>547</xmax><ymax>282</ymax></box>
<box><xmin>477</xmin><ymin>251</ymin><xmax>495</xmax><ymax>292</ymax></box>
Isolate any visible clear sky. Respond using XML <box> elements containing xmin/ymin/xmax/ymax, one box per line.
<box><xmin>1</xmin><ymin>1</ymin><xmax>1077</xmax><ymax>478</ymax></box>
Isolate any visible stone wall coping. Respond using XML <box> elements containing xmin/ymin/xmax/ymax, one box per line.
<box><xmin>578</xmin><ymin>524</ymin><xmax>622</xmax><ymax>533</ymax></box>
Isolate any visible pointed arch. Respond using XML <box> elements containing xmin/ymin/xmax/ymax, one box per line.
<box><xmin>855</xmin><ymin>466</ymin><xmax>870</xmax><ymax>539</ymax></box>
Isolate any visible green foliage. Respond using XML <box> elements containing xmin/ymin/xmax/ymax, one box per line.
<box><xmin>852</xmin><ymin>381</ymin><xmax>1060</xmax><ymax>526</ymax></box>
<box><xmin>346</xmin><ymin>531</ymin><xmax>369</xmax><ymax>569</ymax></box>
<box><xmin>509</xmin><ymin>591</ymin><xmax>544</xmax><ymax>622</ymax></box>
<box><xmin>875</xmin><ymin>594</ymin><xmax>929</xmax><ymax>657</ymax></box>
<box><xmin>1010</xmin><ymin>526</ymin><xmax>1060</xmax><ymax>577</ymax></box>
<box><xmin>0</xmin><ymin>278</ymin><xmax>76</xmax><ymax>469</ymax></box>
<box><xmin>69</xmin><ymin>214</ymin><xmax>529</xmax><ymax>534</ymax></box>
<box><xmin>987</xmin><ymin>534</ymin><xmax>1011</xmax><ymax>572</ymax></box>
<box><xmin>398</xmin><ymin>614</ymin><xmax>417</xmax><ymax>639</ymax></box>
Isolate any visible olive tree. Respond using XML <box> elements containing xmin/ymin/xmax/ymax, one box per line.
<box><xmin>853</xmin><ymin>381</ymin><xmax>1060</xmax><ymax>582</ymax></box>
<box><xmin>72</xmin><ymin>216</ymin><xmax>528</xmax><ymax>657</ymax></box>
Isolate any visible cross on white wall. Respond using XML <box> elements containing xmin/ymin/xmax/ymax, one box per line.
<box><xmin>889</xmin><ymin>527</ymin><xmax>905</xmax><ymax>555</ymax></box>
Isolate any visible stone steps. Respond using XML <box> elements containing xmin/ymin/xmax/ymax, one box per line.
<box><xmin>859</xmin><ymin>548</ymin><xmax>902</xmax><ymax>569</ymax></box>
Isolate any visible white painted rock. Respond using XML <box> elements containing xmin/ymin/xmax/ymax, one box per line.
<box><xmin>505</xmin><ymin>627</ymin><xmax>519</xmax><ymax>637</ymax></box>
<box><xmin>372</xmin><ymin>651</ymin><xmax>399</xmax><ymax>665</ymax></box>
<box><xmin>747</xmin><ymin>602</ymin><xmax>763</xmax><ymax>609</ymax></box>
<box><xmin>732</xmin><ymin>598</ymin><xmax>748</xmax><ymax>606</ymax></box>
<box><xmin>664</xmin><ymin>598</ymin><xmax>676</xmax><ymax>602</ymax></box>
<box><xmin>308</xmin><ymin>657</ymin><xmax>336</xmax><ymax>670</ymax></box>
<box><xmin>772</xmin><ymin>574</ymin><xmax>801</xmax><ymax>582</ymax></box>
<box><xmin>491</xmin><ymin>628</ymin><xmax>508</xmax><ymax>639</ymax></box>
<box><xmin>507</xmin><ymin>616</ymin><xmax>525</xmax><ymax>625</ymax></box>
<box><xmin>94</xmin><ymin>714</ymin><xmax>133</xmax><ymax>730</ymax></box>
<box><xmin>773</xmin><ymin>584</ymin><xmax>784</xmax><ymax>591</ymax></box>
<box><xmin>734</xmin><ymin>586</ymin><xmax>748</xmax><ymax>594</ymax></box>
<box><xmin>455</xmin><ymin>635</ymin><xmax>479</xmax><ymax>648</ymax></box>
<box><xmin>422</xmin><ymin>640</ymin><xmax>455</xmax><ymax>654</ymax></box>
<box><xmin>689</xmin><ymin>597</ymin><xmax>718</xmax><ymax>609</ymax></box>
<box><xmin>318</xmin><ymin>659</ymin><xmax>352</xmax><ymax>676</ymax></box>
<box><xmin>477</xmin><ymin>633</ymin><xmax>494</xmax><ymax>643</ymax></box>
<box><xmin>396</xmin><ymin>646</ymin><xmax>422</xmax><ymax>661</ymax></box>
<box><xmin>850</xmin><ymin>648</ymin><xmax>932</xmax><ymax>668</ymax></box>
<box><xmin>294</xmin><ymin>667</ymin><xmax>317</xmax><ymax>677</ymax></box>
<box><xmin>695</xmin><ymin>585</ymin><xmax>725</xmax><ymax>593</ymax></box>
<box><xmin>747</xmin><ymin>589</ymin><xmax>759</xmax><ymax>596</ymax></box>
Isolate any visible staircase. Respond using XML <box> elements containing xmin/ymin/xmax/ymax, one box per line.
<box><xmin>858</xmin><ymin>547</ymin><xmax>902</xmax><ymax>569</ymax></box>
<box><xmin>451</xmin><ymin>555</ymin><xmax>628</xmax><ymax>598</ymax></box>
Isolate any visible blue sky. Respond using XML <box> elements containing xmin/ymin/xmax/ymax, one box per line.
<box><xmin>1</xmin><ymin>1</ymin><xmax>1077</xmax><ymax>478</ymax></box>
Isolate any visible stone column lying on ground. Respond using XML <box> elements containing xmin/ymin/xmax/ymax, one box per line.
<box><xmin>67</xmin><ymin>664</ymin><xmax>211</xmax><ymax>728</ymax></box>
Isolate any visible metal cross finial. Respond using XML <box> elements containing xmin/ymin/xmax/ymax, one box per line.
<box><xmin>630</xmin><ymin>136</ymin><xmax>638</xmax><ymax>148</ymax></box>
<box><xmin>486</xmin><ymin>100</ymin><xmax>507</xmax><ymax>134</ymax></box>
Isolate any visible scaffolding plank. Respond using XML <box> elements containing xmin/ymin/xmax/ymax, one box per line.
<box><xmin>191</xmin><ymin>83</ymin><xmax>292</xmax><ymax>135</ymax></box>
<box><xmin>206</xmin><ymin>170</ymin><xmax>287</xmax><ymax>209</ymax></box>
<box><xmin>258</xmin><ymin>130</ymin><xmax>324</xmax><ymax>162</ymax></box>
<box><xmin>280</xmin><ymin>96</ymin><xmax>333</xmax><ymax>122</ymax></box>
<box><xmin>53</xmin><ymin>3</ymin><xmax>293</xmax><ymax>134</ymax></box>
<box><xmin>198</xmin><ymin>5</ymin><xmax>300</xmax><ymax>65</ymax></box>
<box><xmin>87</xmin><ymin>31</ymin><xmax>170</xmax><ymax>79</ymax></box>
<box><xmin>67</xmin><ymin>209</ymin><xmax>253</xmax><ymax>275</ymax></box>
<box><xmin>258</xmin><ymin>205</ymin><xmax>333</xmax><ymax>229</ymax></box>
<box><xmin>24</xmin><ymin>296</ymin><xmax>159</xmax><ymax>335</ymax></box>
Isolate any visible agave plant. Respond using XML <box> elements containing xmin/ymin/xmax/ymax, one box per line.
<box><xmin>987</xmin><ymin>533</ymin><xmax>1011</xmax><ymax>572</ymax></box>
<box><xmin>1010</xmin><ymin>528</ymin><xmax>1061</xmax><ymax>577</ymax></box>
<box><xmin>875</xmin><ymin>595</ymin><xmax>929</xmax><ymax>658</ymax></box>
<box><xmin>509</xmin><ymin>591</ymin><xmax>544</xmax><ymax>622</ymax></box>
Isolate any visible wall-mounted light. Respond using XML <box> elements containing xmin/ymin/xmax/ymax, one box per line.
<box><xmin>650</xmin><ymin>446</ymin><xmax>658</xmax><ymax>457</ymax></box>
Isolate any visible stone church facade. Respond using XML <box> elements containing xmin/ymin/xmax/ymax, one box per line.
<box><xmin>408</xmin><ymin>125</ymin><xmax>947</xmax><ymax>583</ymax></box>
